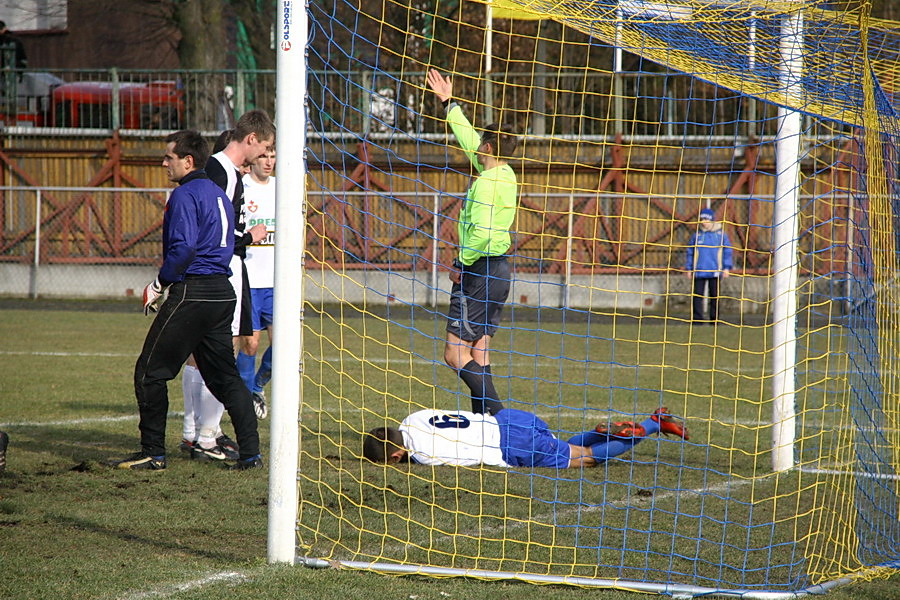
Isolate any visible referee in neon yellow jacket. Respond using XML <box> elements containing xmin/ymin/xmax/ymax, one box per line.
<box><xmin>426</xmin><ymin>69</ymin><xmax>520</xmax><ymax>416</ymax></box>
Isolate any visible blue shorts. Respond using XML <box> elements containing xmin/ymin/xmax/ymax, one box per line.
<box><xmin>496</xmin><ymin>409</ymin><xmax>571</xmax><ymax>469</ymax></box>
<box><xmin>250</xmin><ymin>288</ymin><xmax>274</xmax><ymax>332</ymax></box>
<box><xmin>446</xmin><ymin>255</ymin><xmax>511</xmax><ymax>342</ymax></box>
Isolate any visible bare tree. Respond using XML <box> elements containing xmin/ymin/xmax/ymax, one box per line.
<box><xmin>170</xmin><ymin>0</ymin><xmax>229</xmax><ymax>129</ymax></box>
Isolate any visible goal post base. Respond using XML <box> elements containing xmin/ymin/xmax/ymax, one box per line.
<box><xmin>296</xmin><ymin>555</ymin><xmax>866</xmax><ymax>599</ymax></box>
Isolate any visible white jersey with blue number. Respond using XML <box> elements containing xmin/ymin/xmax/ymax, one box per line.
<box><xmin>400</xmin><ymin>409</ymin><xmax>507</xmax><ymax>467</ymax></box>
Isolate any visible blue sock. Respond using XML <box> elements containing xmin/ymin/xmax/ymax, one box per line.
<box><xmin>589</xmin><ymin>438</ymin><xmax>640</xmax><ymax>464</ymax></box>
<box><xmin>254</xmin><ymin>346</ymin><xmax>272</xmax><ymax>393</ymax></box>
<box><xmin>641</xmin><ymin>415</ymin><xmax>660</xmax><ymax>436</ymax></box>
<box><xmin>568</xmin><ymin>414</ymin><xmax>660</xmax><ymax>447</ymax></box>
<box><xmin>567</xmin><ymin>430</ymin><xmax>610</xmax><ymax>447</ymax></box>
<box><xmin>236</xmin><ymin>351</ymin><xmax>256</xmax><ymax>392</ymax></box>
<box><xmin>581</xmin><ymin>416</ymin><xmax>658</xmax><ymax>464</ymax></box>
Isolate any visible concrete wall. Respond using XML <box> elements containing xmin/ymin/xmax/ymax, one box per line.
<box><xmin>0</xmin><ymin>264</ymin><xmax>155</xmax><ymax>300</ymax></box>
<box><xmin>1</xmin><ymin>263</ymin><xmax>774</xmax><ymax>316</ymax></box>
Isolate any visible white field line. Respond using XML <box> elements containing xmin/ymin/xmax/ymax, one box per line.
<box><xmin>6</xmin><ymin>347</ymin><xmax>750</xmax><ymax>370</ymax></box>
<box><xmin>0</xmin><ymin>350</ymin><xmax>133</xmax><ymax>357</ymax></box>
<box><xmin>372</xmin><ymin>464</ymin><xmax>898</xmax><ymax>564</ymax></box>
<box><xmin>319</xmin><ymin>353</ymin><xmax>772</xmax><ymax>373</ymax></box>
<box><xmin>0</xmin><ymin>409</ymin><xmax>813</xmax><ymax>431</ymax></box>
<box><xmin>3</xmin><ymin>410</ymin><xmax>882</xmax><ymax>433</ymax></box>
<box><xmin>316</xmin><ymin>354</ymin><xmax>871</xmax><ymax>378</ymax></box>
<box><xmin>0</xmin><ymin>412</ymin><xmax>183</xmax><ymax>428</ymax></box>
<box><xmin>801</xmin><ymin>466</ymin><xmax>900</xmax><ymax>481</ymax></box>
<box><xmin>380</xmin><ymin>463</ymin><xmax>900</xmax><ymax>557</ymax></box>
<box><xmin>2</xmin><ymin>349</ymin><xmax>870</xmax><ymax>377</ymax></box>
<box><xmin>5</xmin><ymin>408</ymin><xmax>887</xmax><ymax>574</ymax></box>
<box><xmin>374</xmin><ymin>473</ymin><xmax>762</xmax><ymax>557</ymax></box>
<box><xmin>117</xmin><ymin>570</ymin><xmax>246</xmax><ymax>600</ymax></box>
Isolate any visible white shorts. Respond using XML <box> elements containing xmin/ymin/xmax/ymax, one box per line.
<box><xmin>228</xmin><ymin>254</ymin><xmax>243</xmax><ymax>336</ymax></box>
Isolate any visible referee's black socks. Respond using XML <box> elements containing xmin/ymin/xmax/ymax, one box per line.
<box><xmin>459</xmin><ymin>359</ymin><xmax>505</xmax><ymax>416</ymax></box>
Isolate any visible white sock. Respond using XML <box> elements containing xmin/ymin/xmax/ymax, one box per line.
<box><xmin>196</xmin><ymin>377</ymin><xmax>225</xmax><ymax>449</ymax></box>
<box><xmin>181</xmin><ymin>365</ymin><xmax>200</xmax><ymax>441</ymax></box>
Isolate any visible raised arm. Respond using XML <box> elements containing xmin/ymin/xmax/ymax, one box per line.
<box><xmin>426</xmin><ymin>68</ymin><xmax>452</xmax><ymax>103</ymax></box>
<box><xmin>426</xmin><ymin>69</ymin><xmax>483</xmax><ymax>170</ymax></box>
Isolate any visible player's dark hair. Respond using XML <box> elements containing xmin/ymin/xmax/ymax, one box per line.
<box><xmin>165</xmin><ymin>130</ymin><xmax>209</xmax><ymax>169</ymax></box>
<box><xmin>212</xmin><ymin>129</ymin><xmax>234</xmax><ymax>154</ymax></box>
<box><xmin>481</xmin><ymin>123</ymin><xmax>519</xmax><ymax>159</ymax></box>
<box><xmin>363</xmin><ymin>427</ymin><xmax>406</xmax><ymax>463</ymax></box>
<box><xmin>234</xmin><ymin>109</ymin><xmax>275</xmax><ymax>145</ymax></box>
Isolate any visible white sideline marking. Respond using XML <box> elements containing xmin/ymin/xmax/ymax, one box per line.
<box><xmin>2</xmin><ymin>410</ymin><xmax>859</xmax><ymax>433</ymax></box>
<box><xmin>0</xmin><ymin>412</ymin><xmax>183</xmax><ymax>428</ymax></box>
<box><xmin>0</xmin><ymin>350</ymin><xmax>133</xmax><ymax>357</ymax></box>
<box><xmin>379</xmin><ymin>474</ymin><xmax>762</xmax><ymax>555</ymax></box>
<box><xmin>117</xmin><ymin>570</ymin><xmax>246</xmax><ymax>600</ymax></box>
<box><xmin>802</xmin><ymin>466</ymin><xmax>900</xmax><ymax>481</ymax></box>
<box><xmin>2</xmin><ymin>349</ymin><xmax>870</xmax><ymax>378</ymax></box>
<box><xmin>316</xmin><ymin>354</ymin><xmax>867</xmax><ymax>377</ymax></box>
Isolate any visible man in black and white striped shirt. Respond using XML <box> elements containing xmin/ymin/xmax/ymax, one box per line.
<box><xmin>182</xmin><ymin>109</ymin><xmax>275</xmax><ymax>462</ymax></box>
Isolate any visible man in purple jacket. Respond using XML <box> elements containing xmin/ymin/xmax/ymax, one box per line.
<box><xmin>111</xmin><ymin>130</ymin><xmax>261</xmax><ymax>471</ymax></box>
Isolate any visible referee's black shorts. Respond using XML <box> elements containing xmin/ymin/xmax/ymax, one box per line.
<box><xmin>446</xmin><ymin>255</ymin><xmax>511</xmax><ymax>342</ymax></box>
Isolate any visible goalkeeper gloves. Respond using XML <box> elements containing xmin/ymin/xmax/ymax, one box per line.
<box><xmin>142</xmin><ymin>278</ymin><xmax>169</xmax><ymax>316</ymax></box>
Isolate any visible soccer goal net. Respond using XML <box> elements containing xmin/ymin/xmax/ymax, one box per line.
<box><xmin>282</xmin><ymin>0</ymin><xmax>900</xmax><ymax>595</ymax></box>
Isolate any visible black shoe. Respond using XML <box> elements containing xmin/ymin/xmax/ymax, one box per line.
<box><xmin>179</xmin><ymin>439</ymin><xmax>195</xmax><ymax>455</ymax></box>
<box><xmin>0</xmin><ymin>430</ymin><xmax>8</xmax><ymax>472</ymax></box>
<box><xmin>111</xmin><ymin>451</ymin><xmax>166</xmax><ymax>470</ymax></box>
<box><xmin>216</xmin><ymin>434</ymin><xmax>240</xmax><ymax>460</ymax></box>
<box><xmin>227</xmin><ymin>454</ymin><xmax>263</xmax><ymax>470</ymax></box>
<box><xmin>191</xmin><ymin>444</ymin><xmax>227</xmax><ymax>461</ymax></box>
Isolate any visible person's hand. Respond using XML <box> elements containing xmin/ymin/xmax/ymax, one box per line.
<box><xmin>248</xmin><ymin>223</ymin><xmax>268</xmax><ymax>243</ymax></box>
<box><xmin>426</xmin><ymin>68</ymin><xmax>452</xmax><ymax>103</ymax></box>
<box><xmin>142</xmin><ymin>278</ymin><xmax>168</xmax><ymax>316</ymax></box>
<box><xmin>722</xmin><ymin>270</ymin><xmax>731</xmax><ymax>278</ymax></box>
<box><xmin>448</xmin><ymin>259</ymin><xmax>462</xmax><ymax>284</ymax></box>
<box><xmin>684</xmin><ymin>270</ymin><xmax>692</xmax><ymax>278</ymax></box>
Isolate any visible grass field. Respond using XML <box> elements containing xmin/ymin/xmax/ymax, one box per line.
<box><xmin>1</xmin><ymin>300</ymin><xmax>899</xmax><ymax>600</ymax></box>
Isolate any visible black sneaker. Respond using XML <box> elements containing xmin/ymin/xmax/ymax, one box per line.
<box><xmin>112</xmin><ymin>451</ymin><xmax>166</xmax><ymax>470</ymax></box>
<box><xmin>216</xmin><ymin>434</ymin><xmax>239</xmax><ymax>460</ymax></box>
<box><xmin>227</xmin><ymin>454</ymin><xmax>263</xmax><ymax>471</ymax></box>
<box><xmin>179</xmin><ymin>439</ymin><xmax>195</xmax><ymax>455</ymax></box>
<box><xmin>191</xmin><ymin>444</ymin><xmax>227</xmax><ymax>461</ymax></box>
<box><xmin>0</xmin><ymin>430</ymin><xmax>8</xmax><ymax>472</ymax></box>
<box><xmin>251</xmin><ymin>391</ymin><xmax>268</xmax><ymax>419</ymax></box>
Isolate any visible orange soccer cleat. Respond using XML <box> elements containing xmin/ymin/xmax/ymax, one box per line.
<box><xmin>652</xmin><ymin>407</ymin><xmax>689</xmax><ymax>440</ymax></box>
<box><xmin>595</xmin><ymin>420</ymin><xmax>647</xmax><ymax>438</ymax></box>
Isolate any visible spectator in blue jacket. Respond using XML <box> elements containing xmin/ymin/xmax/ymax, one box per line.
<box><xmin>685</xmin><ymin>207</ymin><xmax>732</xmax><ymax>324</ymax></box>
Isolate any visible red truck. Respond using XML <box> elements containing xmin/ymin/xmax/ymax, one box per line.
<box><xmin>0</xmin><ymin>74</ymin><xmax>184</xmax><ymax>129</ymax></box>
<box><xmin>52</xmin><ymin>80</ymin><xmax>184</xmax><ymax>129</ymax></box>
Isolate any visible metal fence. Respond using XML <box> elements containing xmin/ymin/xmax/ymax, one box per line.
<box><xmin>0</xmin><ymin>185</ymin><xmax>855</xmax><ymax>300</ymax></box>
<box><xmin>0</xmin><ymin>186</ymin><xmax>169</xmax><ymax>298</ymax></box>
<box><xmin>0</xmin><ymin>67</ymin><xmax>844</xmax><ymax>141</ymax></box>
<box><xmin>306</xmin><ymin>69</ymin><xmax>848</xmax><ymax>141</ymax></box>
<box><xmin>0</xmin><ymin>67</ymin><xmax>276</xmax><ymax>134</ymax></box>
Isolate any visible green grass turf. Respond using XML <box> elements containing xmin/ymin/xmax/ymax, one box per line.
<box><xmin>0</xmin><ymin>302</ymin><xmax>898</xmax><ymax>599</ymax></box>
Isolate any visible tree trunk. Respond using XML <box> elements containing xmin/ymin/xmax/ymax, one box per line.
<box><xmin>174</xmin><ymin>0</ymin><xmax>229</xmax><ymax>131</ymax></box>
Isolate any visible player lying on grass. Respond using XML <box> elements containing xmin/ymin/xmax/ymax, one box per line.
<box><xmin>363</xmin><ymin>406</ymin><xmax>688</xmax><ymax>468</ymax></box>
